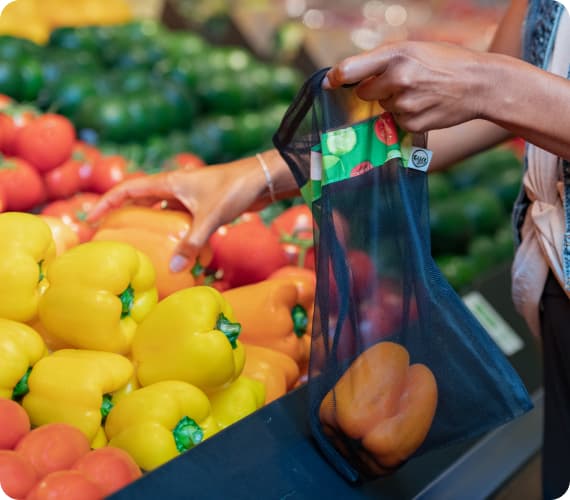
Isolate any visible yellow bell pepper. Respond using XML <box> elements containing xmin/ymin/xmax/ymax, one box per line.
<box><xmin>111</xmin><ymin>356</ymin><xmax>140</xmax><ymax>405</ymax></box>
<box><xmin>38</xmin><ymin>241</ymin><xmax>158</xmax><ymax>354</ymax></box>
<box><xmin>133</xmin><ymin>286</ymin><xmax>245</xmax><ymax>393</ymax></box>
<box><xmin>209</xmin><ymin>376</ymin><xmax>265</xmax><ymax>429</ymax></box>
<box><xmin>0</xmin><ymin>213</ymin><xmax>55</xmax><ymax>322</ymax></box>
<box><xmin>22</xmin><ymin>349</ymin><xmax>133</xmax><ymax>447</ymax></box>
<box><xmin>105</xmin><ymin>381</ymin><xmax>219</xmax><ymax>471</ymax></box>
<box><xmin>0</xmin><ymin>319</ymin><xmax>47</xmax><ymax>400</ymax></box>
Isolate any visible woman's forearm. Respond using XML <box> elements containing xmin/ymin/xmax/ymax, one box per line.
<box><xmin>428</xmin><ymin>121</ymin><xmax>513</xmax><ymax>172</ymax></box>
<box><xmin>481</xmin><ymin>54</ymin><xmax>570</xmax><ymax>160</ymax></box>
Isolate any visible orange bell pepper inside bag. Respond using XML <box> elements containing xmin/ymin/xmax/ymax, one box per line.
<box><xmin>93</xmin><ymin>206</ymin><xmax>212</xmax><ymax>299</ymax></box>
<box><xmin>319</xmin><ymin>341</ymin><xmax>437</xmax><ymax>474</ymax></box>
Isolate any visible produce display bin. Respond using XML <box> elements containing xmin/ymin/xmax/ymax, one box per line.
<box><xmin>111</xmin><ymin>264</ymin><xmax>543</xmax><ymax>500</ymax></box>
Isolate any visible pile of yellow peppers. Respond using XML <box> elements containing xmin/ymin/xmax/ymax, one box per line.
<box><xmin>0</xmin><ymin>0</ymin><xmax>133</xmax><ymax>44</ymax></box>
<box><xmin>0</xmin><ymin>212</ymin><xmax>271</xmax><ymax>471</ymax></box>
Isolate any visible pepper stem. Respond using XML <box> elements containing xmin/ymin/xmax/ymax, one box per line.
<box><xmin>173</xmin><ymin>416</ymin><xmax>204</xmax><ymax>453</ymax></box>
<box><xmin>216</xmin><ymin>313</ymin><xmax>241</xmax><ymax>349</ymax></box>
<box><xmin>100</xmin><ymin>394</ymin><xmax>113</xmax><ymax>424</ymax></box>
<box><xmin>190</xmin><ymin>258</ymin><xmax>204</xmax><ymax>278</ymax></box>
<box><xmin>119</xmin><ymin>285</ymin><xmax>135</xmax><ymax>319</ymax></box>
<box><xmin>291</xmin><ymin>304</ymin><xmax>308</xmax><ymax>338</ymax></box>
<box><xmin>38</xmin><ymin>260</ymin><xmax>45</xmax><ymax>283</ymax></box>
<box><xmin>12</xmin><ymin>367</ymin><xmax>32</xmax><ymax>400</ymax></box>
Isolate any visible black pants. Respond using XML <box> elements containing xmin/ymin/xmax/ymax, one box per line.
<box><xmin>540</xmin><ymin>273</ymin><xmax>570</xmax><ymax>499</ymax></box>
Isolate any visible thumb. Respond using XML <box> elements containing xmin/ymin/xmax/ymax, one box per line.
<box><xmin>169</xmin><ymin>215</ymin><xmax>217</xmax><ymax>273</ymax></box>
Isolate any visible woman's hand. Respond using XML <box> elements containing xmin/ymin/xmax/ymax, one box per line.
<box><xmin>323</xmin><ymin>41</ymin><xmax>495</xmax><ymax>132</ymax></box>
<box><xmin>88</xmin><ymin>157</ymin><xmax>270</xmax><ymax>272</ymax></box>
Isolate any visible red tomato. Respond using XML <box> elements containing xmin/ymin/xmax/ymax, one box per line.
<box><xmin>27</xmin><ymin>470</ymin><xmax>103</xmax><ymax>500</ymax></box>
<box><xmin>72</xmin><ymin>142</ymin><xmax>101</xmax><ymax>191</ymax></box>
<box><xmin>15</xmin><ymin>423</ymin><xmax>90</xmax><ymax>479</ymax></box>
<box><xmin>90</xmin><ymin>155</ymin><xmax>143</xmax><ymax>194</ymax></box>
<box><xmin>0</xmin><ymin>450</ymin><xmax>38</xmax><ymax>498</ymax></box>
<box><xmin>0</xmin><ymin>398</ymin><xmax>30</xmax><ymax>450</ymax></box>
<box><xmin>41</xmin><ymin>193</ymin><xmax>100</xmax><ymax>242</ymax></box>
<box><xmin>16</xmin><ymin>114</ymin><xmax>76</xmax><ymax>172</ymax></box>
<box><xmin>0</xmin><ymin>94</ymin><xmax>13</xmax><ymax>109</ymax></box>
<box><xmin>0</xmin><ymin>156</ymin><xmax>45</xmax><ymax>211</ymax></box>
<box><xmin>209</xmin><ymin>213</ymin><xmax>288</xmax><ymax>287</ymax></box>
<box><xmin>374</xmin><ymin>112</ymin><xmax>398</xmax><ymax>146</ymax></box>
<box><xmin>43</xmin><ymin>160</ymin><xmax>82</xmax><ymax>200</ymax></box>
<box><xmin>0</xmin><ymin>107</ymin><xmax>37</xmax><ymax>155</ymax></box>
<box><xmin>350</xmin><ymin>161</ymin><xmax>373</xmax><ymax>177</ymax></box>
<box><xmin>271</xmin><ymin>205</ymin><xmax>315</xmax><ymax>269</ymax></box>
<box><xmin>163</xmin><ymin>152</ymin><xmax>205</xmax><ymax>171</ymax></box>
<box><xmin>72</xmin><ymin>447</ymin><xmax>142</xmax><ymax>497</ymax></box>
<box><xmin>347</xmin><ymin>250</ymin><xmax>376</xmax><ymax>301</ymax></box>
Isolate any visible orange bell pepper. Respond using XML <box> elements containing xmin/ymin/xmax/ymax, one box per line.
<box><xmin>319</xmin><ymin>342</ymin><xmax>438</xmax><ymax>476</ymax></box>
<box><xmin>242</xmin><ymin>344</ymin><xmax>300</xmax><ymax>404</ymax></box>
<box><xmin>222</xmin><ymin>279</ymin><xmax>313</xmax><ymax>367</ymax></box>
<box><xmin>268</xmin><ymin>266</ymin><xmax>316</xmax><ymax>305</ymax></box>
<box><xmin>93</xmin><ymin>206</ymin><xmax>213</xmax><ymax>299</ymax></box>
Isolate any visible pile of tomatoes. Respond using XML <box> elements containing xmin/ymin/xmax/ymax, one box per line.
<box><xmin>0</xmin><ymin>96</ymin><xmax>205</xmax><ymax>241</ymax></box>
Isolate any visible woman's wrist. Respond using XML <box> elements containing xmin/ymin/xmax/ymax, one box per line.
<box><xmin>253</xmin><ymin>149</ymin><xmax>299</xmax><ymax>201</ymax></box>
<box><xmin>475</xmin><ymin>52</ymin><xmax>530</xmax><ymax>124</ymax></box>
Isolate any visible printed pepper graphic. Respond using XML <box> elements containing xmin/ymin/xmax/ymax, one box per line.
<box><xmin>105</xmin><ymin>381</ymin><xmax>219</xmax><ymax>471</ymax></box>
<box><xmin>0</xmin><ymin>212</ymin><xmax>55</xmax><ymax>322</ymax></box>
<box><xmin>93</xmin><ymin>206</ymin><xmax>213</xmax><ymax>299</ymax></box>
<box><xmin>209</xmin><ymin>376</ymin><xmax>265</xmax><ymax>429</ymax></box>
<box><xmin>0</xmin><ymin>319</ymin><xmax>47</xmax><ymax>401</ymax></box>
<box><xmin>22</xmin><ymin>349</ymin><xmax>133</xmax><ymax>448</ymax></box>
<box><xmin>222</xmin><ymin>278</ymin><xmax>313</xmax><ymax>367</ymax></box>
<box><xmin>319</xmin><ymin>342</ymin><xmax>438</xmax><ymax>476</ymax></box>
<box><xmin>132</xmin><ymin>286</ymin><xmax>245</xmax><ymax>393</ymax></box>
<box><xmin>38</xmin><ymin>241</ymin><xmax>158</xmax><ymax>354</ymax></box>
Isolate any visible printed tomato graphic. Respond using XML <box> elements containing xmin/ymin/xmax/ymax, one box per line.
<box><xmin>350</xmin><ymin>161</ymin><xmax>373</xmax><ymax>177</ymax></box>
<box><xmin>374</xmin><ymin>112</ymin><xmax>398</xmax><ymax>146</ymax></box>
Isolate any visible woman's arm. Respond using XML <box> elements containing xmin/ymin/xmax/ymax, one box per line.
<box><xmin>428</xmin><ymin>0</ymin><xmax>528</xmax><ymax>171</ymax></box>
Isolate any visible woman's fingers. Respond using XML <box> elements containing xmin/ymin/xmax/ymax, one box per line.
<box><xmin>323</xmin><ymin>45</ymin><xmax>396</xmax><ymax>89</ymax></box>
<box><xmin>87</xmin><ymin>175</ymin><xmax>173</xmax><ymax>222</ymax></box>
<box><xmin>169</xmin><ymin>202</ymin><xmax>225</xmax><ymax>272</ymax></box>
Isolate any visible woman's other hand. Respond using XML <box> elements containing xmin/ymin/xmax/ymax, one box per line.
<box><xmin>323</xmin><ymin>41</ymin><xmax>493</xmax><ymax>133</ymax></box>
<box><xmin>87</xmin><ymin>152</ymin><xmax>287</xmax><ymax>272</ymax></box>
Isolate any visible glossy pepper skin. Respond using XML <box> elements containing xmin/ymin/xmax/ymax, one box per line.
<box><xmin>222</xmin><ymin>279</ymin><xmax>313</xmax><ymax>367</ymax></box>
<box><xmin>22</xmin><ymin>349</ymin><xmax>133</xmax><ymax>448</ymax></box>
<box><xmin>242</xmin><ymin>344</ymin><xmax>299</xmax><ymax>404</ymax></box>
<box><xmin>319</xmin><ymin>342</ymin><xmax>438</xmax><ymax>475</ymax></box>
<box><xmin>209</xmin><ymin>376</ymin><xmax>265</xmax><ymax>429</ymax></box>
<box><xmin>38</xmin><ymin>241</ymin><xmax>158</xmax><ymax>354</ymax></box>
<box><xmin>0</xmin><ymin>213</ymin><xmax>55</xmax><ymax>322</ymax></box>
<box><xmin>0</xmin><ymin>319</ymin><xmax>47</xmax><ymax>400</ymax></box>
<box><xmin>93</xmin><ymin>206</ymin><xmax>213</xmax><ymax>299</ymax></box>
<box><xmin>105</xmin><ymin>381</ymin><xmax>219</xmax><ymax>471</ymax></box>
<box><xmin>133</xmin><ymin>286</ymin><xmax>245</xmax><ymax>393</ymax></box>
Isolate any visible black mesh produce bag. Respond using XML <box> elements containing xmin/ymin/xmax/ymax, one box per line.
<box><xmin>273</xmin><ymin>69</ymin><xmax>533</xmax><ymax>482</ymax></box>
